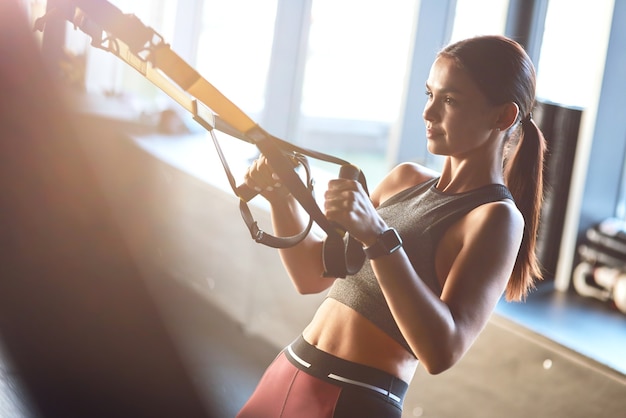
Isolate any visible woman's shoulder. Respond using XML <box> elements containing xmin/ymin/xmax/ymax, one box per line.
<box><xmin>371</xmin><ymin>162</ymin><xmax>439</xmax><ymax>207</ymax></box>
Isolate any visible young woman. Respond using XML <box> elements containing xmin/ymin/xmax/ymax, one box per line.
<box><xmin>237</xmin><ymin>35</ymin><xmax>546</xmax><ymax>418</ymax></box>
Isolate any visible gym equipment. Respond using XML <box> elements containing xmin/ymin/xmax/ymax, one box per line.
<box><xmin>34</xmin><ymin>0</ymin><xmax>368</xmax><ymax>278</ymax></box>
<box><xmin>573</xmin><ymin>218</ymin><xmax>626</xmax><ymax>314</ymax></box>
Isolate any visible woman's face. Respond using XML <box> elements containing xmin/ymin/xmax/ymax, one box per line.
<box><xmin>423</xmin><ymin>56</ymin><xmax>502</xmax><ymax>158</ymax></box>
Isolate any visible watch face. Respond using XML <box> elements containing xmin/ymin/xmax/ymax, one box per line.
<box><xmin>381</xmin><ymin>228</ymin><xmax>402</xmax><ymax>252</ymax></box>
<box><xmin>365</xmin><ymin>228</ymin><xmax>402</xmax><ymax>259</ymax></box>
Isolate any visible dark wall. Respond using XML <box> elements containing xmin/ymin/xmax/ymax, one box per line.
<box><xmin>0</xmin><ymin>3</ymin><xmax>214</xmax><ymax>417</ymax></box>
<box><xmin>534</xmin><ymin>101</ymin><xmax>583</xmax><ymax>279</ymax></box>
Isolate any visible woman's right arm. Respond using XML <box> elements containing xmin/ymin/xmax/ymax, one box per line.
<box><xmin>244</xmin><ymin>155</ymin><xmax>336</xmax><ymax>294</ymax></box>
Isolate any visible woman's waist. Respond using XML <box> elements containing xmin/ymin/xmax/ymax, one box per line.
<box><xmin>303</xmin><ymin>298</ymin><xmax>418</xmax><ymax>383</ymax></box>
<box><xmin>285</xmin><ymin>334</ymin><xmax>409</xmax><ymax>406</ymax></box>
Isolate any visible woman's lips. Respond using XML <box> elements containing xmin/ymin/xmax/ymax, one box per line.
<box><xmin>426</xmin><ymin>128</ymin><xmax>443</xmax><ymax>139</ymax></box>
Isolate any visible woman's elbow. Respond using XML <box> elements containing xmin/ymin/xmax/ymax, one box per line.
<box><xmin>291</xmin><ymin>275</ymin><xmax>335</xmax><ymax>295</ymax></box>
<box><xmin>422</xmin><ymin>358</ymin><xmax>453</xmax><ymax>375</ymax></box>
<box><xmin>420</xmin><ymin>346</ymin><xmax>465</xmax><ymax>375</ymax></box>
<box><xmin>293</xmin><ymin>283</ymin><xmax>319</xmax><ymax>295</ymax></box>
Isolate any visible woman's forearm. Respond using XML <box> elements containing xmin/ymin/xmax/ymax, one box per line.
<box><xmin>269</xmin><ymin>195</ymin><xmax>336</xmax><ymax>294</ymax></box>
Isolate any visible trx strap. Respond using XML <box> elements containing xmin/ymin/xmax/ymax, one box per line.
<box><xmin>36</xmin><ymin>0</ymin><xmax>367</xmax><ymax>277</ymax></box>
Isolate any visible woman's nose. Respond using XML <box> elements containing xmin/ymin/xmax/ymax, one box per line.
<box><xmin>423</xmin><ymin>101</ymin><xmax>436</xmax><ymax>122</ymax></box>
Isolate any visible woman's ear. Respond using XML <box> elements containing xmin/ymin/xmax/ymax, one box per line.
<box><xmin>496</xmin><ymin>102</ymin><xmax>520</xmax><ymax>131</ymax></box>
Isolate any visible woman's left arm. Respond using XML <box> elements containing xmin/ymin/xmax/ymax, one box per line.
<box><xmin>371</xmin><ymin>201</ymin><xmax>524</xmax><ymax>374</ymax></box>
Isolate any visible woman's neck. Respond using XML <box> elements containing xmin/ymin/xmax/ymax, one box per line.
<box><xmin>436</xmin><ymin>156</ymin><xmax>504</xmax><ymax>194</ymax></box>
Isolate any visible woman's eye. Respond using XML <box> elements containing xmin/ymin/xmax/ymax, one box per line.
<box><xmin>444</xmin><ymin>97</ymin><xmax>454</xmax><ymax>104</ymax></box>
<box><xmin>425</xmin><ymin>90</ymin><xmax>433</xmax><ymax>98</ymax></box>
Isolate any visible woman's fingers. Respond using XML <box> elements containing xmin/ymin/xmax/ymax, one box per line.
<box><xmin>244</xmin><ymin>154</ymin><xmax>290</xmax><ymax>198</ymax></box>
<box><xmin>245</xmin><ymin>155</ymin><xmax>271</xmax><ymax>189</ymax></box>
<box><xmin>324</xmin><ymin>179</ymin><xmax>361</xmax><ymax>223</ymax></box>
<box><xmin>324</xmin><ymin>179</ymin><xmax>385</xmax><ymax>243</ymax></box>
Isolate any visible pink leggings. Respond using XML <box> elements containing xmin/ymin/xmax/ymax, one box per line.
<box><xmin>237</xmin><ymin>336</ymin><xmax>407</xmax><ymax>418</ymax></box>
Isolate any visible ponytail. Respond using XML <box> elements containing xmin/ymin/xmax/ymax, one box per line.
<box><xmin>504</xmin><ymin>115</ymin><xmax>547</xmax><ymax>301</ymax></box>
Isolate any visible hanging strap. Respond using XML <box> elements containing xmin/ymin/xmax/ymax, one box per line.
<box><xmin>191</xmin><ymin>101</ymin><xmax>314</xmax><ymax>249</ymax></box>
<box><xmin>41</xmin><ymin>0</ymin><xmax>368</xmax><ymax>277</ymax></box>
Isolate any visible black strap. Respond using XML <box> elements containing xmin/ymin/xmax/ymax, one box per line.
<box><xmin>238</xmin><ymin>154</ymin><xmax>315</xmax><ymax>249</ymax></box>
<box><xmin>210</xmin><ymin>121</ymin><xmax>366</xmax><ymax>277</ymax></box>
<box><xmin>210</xmin><ymin>121</ymin><xmax>367</xmax><ymax>276</ymax></box>
<box><xmin>322</xmin><ymin>234</ymin><xmax>366</xmax><ymax>278</ymax></box>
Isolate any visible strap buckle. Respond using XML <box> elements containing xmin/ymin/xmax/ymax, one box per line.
<box><xmin>252</xmin><ymin>224</ymin><xmax>264</xmax><ymax>243</ymax></box>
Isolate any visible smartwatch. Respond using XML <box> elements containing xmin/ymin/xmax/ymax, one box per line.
<box><xmin>363</xmin><ymin>228</ymin><xmax>403</xmax><ymax>260</ymax></box>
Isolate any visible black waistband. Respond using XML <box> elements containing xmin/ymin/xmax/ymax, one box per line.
<box><xmin>284</xmin><ymin>335</ymin><xmax>408</xmax><ymax>405</ymax></box>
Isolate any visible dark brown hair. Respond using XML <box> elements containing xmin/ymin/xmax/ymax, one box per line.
<box><xmin>439</xmin><ymin>35</ymin><xmax>546</xmax><ymax>301</ymax></box>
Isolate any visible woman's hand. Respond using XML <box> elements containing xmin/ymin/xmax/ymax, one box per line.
<box><xmin>324</xmin><ymin>178</ymin><xmax>388</xmax><ymax>247</ymax></box>
<box><xmin>243</xmin><ymin>154</ymin><xmax>292</xmax><ymax>202</ymax></box>
<box><xmin>244</xmin><ymin>153</ymin><xmax>334</xmax><ymax>293</ymax></box>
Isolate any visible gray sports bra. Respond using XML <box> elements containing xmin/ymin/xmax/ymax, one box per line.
<box><xmin>327</xmin><ymin>177</ymin><xmax>513</xmax><ymax>356</ymax></box>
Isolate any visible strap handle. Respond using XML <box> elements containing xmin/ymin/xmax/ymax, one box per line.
<box><xmin>322</xmin><ymin>165</ymin><xmax>366</xmax><ymax>277</ymax></box>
